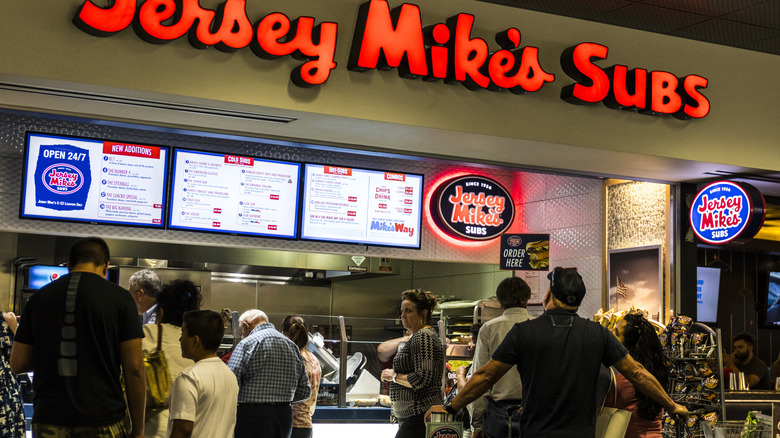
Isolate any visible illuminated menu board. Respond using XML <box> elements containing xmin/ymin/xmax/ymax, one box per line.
<box><xmin>21</xmin><ymin>133</ymin><xmax>168</xmax><ymax>227</ymax></box>
<box><xmin>169</xmin><ymin>149</ymin><xmax>301</xmax><ymax>238</ymax></box>
<box><xmin>301</xmin><ymin>164</ymin><xmax>423</xmax><ymax>248</ymax></box>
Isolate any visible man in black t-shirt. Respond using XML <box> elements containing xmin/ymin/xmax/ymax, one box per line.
<box><xmin>723</xmin><ymin>333</ymin><xmax>771</xmax><ymax>390</ymax></box>
<box><xmin>11</xmin><ymin>237</ymin><xmax>145</xmax><ymax>438</ymax></box>
<box><xmin>429</xmin><ymin>267</ymin><xmax>688</xmax><ymax>438</ymax></box>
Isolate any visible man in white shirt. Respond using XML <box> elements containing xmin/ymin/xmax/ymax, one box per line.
<box><xmin>169</xmin><ymin>310</ymin><xmax>239</xmax><ymax>438</ymax></box>
<box><xmin>468</xmin><ymin>276</ymin><xmax>532</xmax><ymax>438</ymax></box>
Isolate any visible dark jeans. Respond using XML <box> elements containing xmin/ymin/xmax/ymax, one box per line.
<box><xmin>484</xmin><ymin>397</ymin><xmax>522</xmax><ymax>438</ymax></box>
<box><xmin>291</xmin><ymin>427</ymin><xmax>312</xmax><ymax>438</ymax></box>
<box><xmin>235</xmin><ymin>403</ymin><xmax>293</xmax><ymax>438</ymax></box>
<box><xmin>395</xmin><ymin>413</ymin><xmax>425</xmax><ymax>438</ymax></box>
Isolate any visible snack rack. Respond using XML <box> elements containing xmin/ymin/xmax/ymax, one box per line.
<box><xmin>662</xmin><ymin>321</ymin><xmax>725</xmax><ymax>438</ymax></box>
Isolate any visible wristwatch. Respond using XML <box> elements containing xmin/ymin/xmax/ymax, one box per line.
<box><xmin>442</xmin><ymin>399</ymin><xmax>457</xmax><ymax>415</ymax></box>
<box><xmin>392</xmin><ymin>372</ymin><xmax>398</xmax><ymax>383</ymax></box>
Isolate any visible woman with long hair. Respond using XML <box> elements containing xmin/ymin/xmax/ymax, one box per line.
<box><xmin>609</xmin><ymin>313</ymin><xmax>668</xmax><ymax>438</ymax></box>
<box><xmin>282</xmin><ymin>315</ymin><xmax>321</xmax><ymax>438</ymax></box>
<box><xmin>142</xmin><ymin>279</ymin><xmax>202</xmax><ymax>438</ymax></box>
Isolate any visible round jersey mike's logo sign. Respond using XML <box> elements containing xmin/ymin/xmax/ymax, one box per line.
<box><xmin>431</xmin><ymin>175</ymin><xmax>514</xmax><ymax>241</ymax></box>
<box><xmin>689</xmin><ymin>180</ymin><xmax>765</xmax><ymax>245</ymax></box>
<box><xmin>41</xmin><ymin>164</ymin><xmax>85</xmax><ymax>195</ymax></box>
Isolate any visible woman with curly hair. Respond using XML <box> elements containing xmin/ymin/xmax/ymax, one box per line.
<box><xmin>608</xmin><ymin>313</ymin><xmax>668</xmax><ymax>438</ymax></box>
<box><xmin>142</xmin><ymin>279</ymin><xmax>202</xmax><ymax>438</ymax></box>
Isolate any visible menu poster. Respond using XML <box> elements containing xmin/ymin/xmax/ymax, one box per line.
<box><xmin>301</xmin><ymin>164</ymin><xmax>423</xmax><ymax>248</ymax></box>
<box><xmin>21</xmin><ymin>133</ymin><xmax>168</xmax><ymax>227</ymax></box>
<box><xmin>168</xmin><ymin>149</ymin><xmax>301</xmax><ymax>238</ymax></box>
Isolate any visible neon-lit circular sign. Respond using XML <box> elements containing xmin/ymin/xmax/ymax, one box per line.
<box><xmin>689</xmin><ymin>181</ymin><xmax>765</xmax><ymax>245</ymax></box>
<box><xmin>430</xmin><ymin>175</ymin><xmax>514</xmax><ymax>241</ymax></box>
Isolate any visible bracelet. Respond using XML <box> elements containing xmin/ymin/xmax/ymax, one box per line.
<box><xmin>392</xmin><ymin>372</ymin><xmax>398</xmax><ymax>383</ymax></box>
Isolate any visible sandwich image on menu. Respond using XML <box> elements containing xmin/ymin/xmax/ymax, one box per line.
<box><xmin>526</xmin><ymin>240</ymin><xmax>549</xmax><ymax>269</ymax></box>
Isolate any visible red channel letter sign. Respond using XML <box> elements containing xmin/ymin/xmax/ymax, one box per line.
<box><xmin>72</xmin><ymin>0</ymin><xmax>710</xmax><ymax>119</ymax></box>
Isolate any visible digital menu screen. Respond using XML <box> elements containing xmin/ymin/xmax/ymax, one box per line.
<box><xmin>21</xmin><ymin>133</ymin><xmax>168</xmax><ymax>227</ymax></box>
<box><xmin>696</xmin><ymin>266</ymin><xmax>721</xmax><ymax>323</ymax></box>
<box><xmin>168</xmin><ymin>149</ymin><xmax>301</xmax><ymax>238</ymax></box>
<box><xmin>301</xmin><ymin>164</ymin><xmax>423</xmax><ymax>248</ymax></box>
<box><xmin>27</xmin><ymin>265</ymin><xmax>70</xmax><ymax>289</ymax></box>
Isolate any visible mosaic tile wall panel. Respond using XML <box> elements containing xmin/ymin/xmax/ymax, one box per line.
<box><xmin>606</xmin><ymin>181</ymin><xmax>670</xmax><ymax>319</ymax></box>
<box><xmin>607</xmin><ymin>182</ymin><xmax>668</xmax><ymax>250</ymax></box>
<box><xmin>0</xmin><ymin>112</ymin><xmax>603</xmax><ymax>285</ymax></box>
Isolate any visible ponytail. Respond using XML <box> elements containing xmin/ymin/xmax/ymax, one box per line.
<box><xmin>287</xmin><ymin>322</ymin><xmax>309</xmax><ymax>350</ymax></box>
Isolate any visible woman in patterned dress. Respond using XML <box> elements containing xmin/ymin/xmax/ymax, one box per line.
<box><xmin>282</xmin><ymin>315</ymin><xmax>322</xmax><ymax>438</ymax></box>
<box><xmin>381</xmin><ymin>289</ymin><xmax>445</xmax><ymax>438</ymax></box>
<box><xmin>1</xmin><ymin>309</ymin><xmax>25</xmax><ymax>437</ymax></box>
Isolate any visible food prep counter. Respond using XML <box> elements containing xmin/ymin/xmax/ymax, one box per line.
<box><xmin>723</xmin><ymin>390</ymin><xmax>780</xmax><ymax>420</ymax></box>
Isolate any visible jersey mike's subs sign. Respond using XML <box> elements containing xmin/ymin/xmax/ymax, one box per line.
<box><xmin>689</xmin><ymin>180</ymin><xmax>766</xmax><ymax>245</ymax></box>
<box><xmin>430</xmin><ymin>175</ymin><xmax>514</xmax><ymax>241</ymax></box>
<box><xmin>72</xmin><ymin>0</ymin><xmax>710</xmax><ymax>119</ymax></box>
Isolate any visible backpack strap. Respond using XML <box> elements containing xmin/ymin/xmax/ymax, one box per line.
<box><xmin>157</xmin><ymin>323</ymin><xmax>163</xmax><ymax>351</ymax></box>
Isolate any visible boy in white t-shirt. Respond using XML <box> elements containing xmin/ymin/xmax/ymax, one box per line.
<box><xmin>168</xmin><ymin>310</ymin><xmax>239</xmax><ymax>438</ymax></box>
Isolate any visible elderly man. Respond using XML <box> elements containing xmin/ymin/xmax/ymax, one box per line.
<box><xmin>429</xmin><ymin>267</ymin><xmax>688</xmax><ymax>438</ymax></box>
<box><xmin>128</xmin><ymin>268</ymin><xmax>162</xmax><ymax>324</ymax></box>
<box><xmin>227</xmin><ymin>309</ymin><xmax>310</xmax><ymax>438</ymax></box>
<box><xmin>468</xmin><ymin>276</ymin><xmax>533</xmax><ymax>438</ymax></box>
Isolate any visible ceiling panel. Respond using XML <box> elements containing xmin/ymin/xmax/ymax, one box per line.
<box><xmin>640</xmin><ymin>0</ymin><xmax>766</xmax><ymax>17</ymax></box>
<box><xmin>506</xmin><ymin>0</ymin><xmax>630</xmax><ymax>20</ymax></box>
<box><xmin>671</xmin><ymin>18</ymin><xmax>780</xmax><ymax>48</ymax></box>
<box><xmin>595</xmin><ymin>3</ymin><xmax>709</xmax><ymax>33</ymax></box>
<box><xmin>725</xmin><ymin>1</ymin><xmax>780</xmax><ymax>28</ymax></box>
<box><xmin>478</xmin><ymin>0</ymin><xmax>780</xmax><ymax>56</ymax></box>
<box><xmin>744</xmin><ymin>34</ymin><xmax>780</xmax><ymax>52</ymax></box>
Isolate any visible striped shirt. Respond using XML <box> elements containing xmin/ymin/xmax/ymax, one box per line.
<box><xmin>227</xmin><ymin>323</ymin><xmax>310</xmax><ymax>404</ymax></box>
<box><xmin>390</xmin><ymin>327</ymin><xmax>444</xmax><ymax>418</ymax></box>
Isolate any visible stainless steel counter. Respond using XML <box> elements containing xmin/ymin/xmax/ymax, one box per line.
<box><xmin>723</xmin><ymin>390</ymin><xmax>780</xmax><ymax>420</ymax></box>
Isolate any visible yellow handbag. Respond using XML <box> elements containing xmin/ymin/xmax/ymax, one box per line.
<box><xmin>144</xmin><ymin>323</ymin><xmax>171</xmax><ymax>409</ymax></box>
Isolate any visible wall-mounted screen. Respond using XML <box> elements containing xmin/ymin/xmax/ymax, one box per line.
<box><xmin>300</xmin><ymin>164</ymin><xmax>423</xmax><ymax>249</ymax></box>
<box><xmin>766</xmin><ymin>272</ymin><xmax>780</xmax><ymax>328</ymax></box>
<box><xmin>696</xmin><ymin>266</ymin><xmax>721</xmax><ymax>323</ymax></box>
<box><xmin>168</xmin><ymin>149</ymin><xmax>301</xmax><ymax>239</ymax></box>
<box><xmin>21</xmin><ymin>133</ymin><xmax>168</xmax><ymax>227</ymax></box>
<box><xmin>27</xmin><ymin>265</ymin><xmax>70</xmax><ymax>289</ymax></box>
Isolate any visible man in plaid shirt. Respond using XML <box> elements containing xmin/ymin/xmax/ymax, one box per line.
<box><xmin>228</xmin><ymin>309</ymin><xmax>310</xmax><ymax>438</ymax></box>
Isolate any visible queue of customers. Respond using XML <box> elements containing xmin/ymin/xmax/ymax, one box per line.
<box><xmin>0</xmin><ymin>237</ymin><xmax>716</xmax><ymax>438</ymax></box>
<box><xmin>3</xmin><ymin>237</ymin><xmax>317</xmax><ymax>438</ymax></box>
